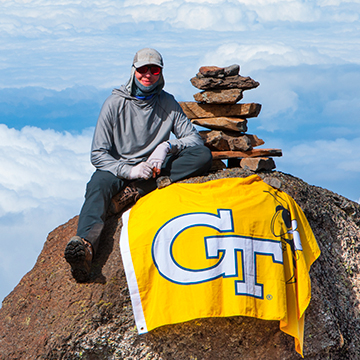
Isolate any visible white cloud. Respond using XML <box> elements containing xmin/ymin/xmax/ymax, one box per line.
<box><xmin>271</xmin><ymin>136</ymin><xmax>360</xmax><ymax>201</ymax></box>
<box><xmin>228</xmin><ymin>63</ymin><xmax>360</xmax><ymax>138</ymax></box>
<box><xmin>249</xmin><ymin>1</ymin><xmax>321</xmax><ymax>22</ymax></box>
<box><xmin>1</xmin><ymin>0</ymin><xmax>358</xmax><ymax>39</ymax></box>
<box><xmin>0</xmin><ymin>125</ymin><xmax>94</xmax><ymax>305</ymax></box>
<box><xmin>171</xmin><ymin>3</ymin><xmax>250</xmax><ymax>31</ymax></box>
<box><xmin>123</xmin><ymin>0</ymin><xmax>170</xmax><ymax>5</ymax></box>
<box><xmin>0</xmin><ymin>0</ymin><xmax>359</xmax><ymax>90</ymax></box>
<box><xmin>284</xmin><ymin>138</ymin><xmax>360</xmax><ymax>170</ymax></box>
<box><xmin>199</xmin><ymin>42</ymin><xmax>348</xmax><ymax>75</ymax></box>
<box><xmin>0</xmin><ymin>125</ymin><xmax>93</xmax><ymax>198</ymax></box>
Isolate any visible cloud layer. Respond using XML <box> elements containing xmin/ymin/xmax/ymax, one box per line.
<box><xmin>1</xmin><ymin>0</ymin><xmax>359</xmax><ymax>89</ymax></box>
<box><xmin>2</xmin><ymin>0</ymin><xmax>359</xmax><ymax>35</ymax></box>
<box><xmin>0</xmin><ymin>125</ymin><xmax>93</xmax><ymax>303</ymax></box>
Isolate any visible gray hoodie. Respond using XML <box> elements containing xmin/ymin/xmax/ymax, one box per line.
<box><xmin>91</xmin><ymin>81</ymin><xmax>203</xmax><ymax>179</ymax></box>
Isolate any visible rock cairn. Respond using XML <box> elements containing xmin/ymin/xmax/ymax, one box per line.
<box><xmin>179</xmin><ymin>65</ymin><xmax>282</xmax><ymax>172</ymax></box>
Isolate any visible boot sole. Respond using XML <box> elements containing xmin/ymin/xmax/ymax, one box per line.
<box><xmin>64</xmin><ymin>237</ymin><xmax>90</xmax><ymax>282</ymax></box>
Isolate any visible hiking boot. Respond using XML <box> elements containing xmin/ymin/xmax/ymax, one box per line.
<box><xmin>156</xmin><ymin>176</ymin><xmax>172</xmax><ymax>189</ymax></box>
<box><xmin>64</xmin><ymin>236</ymin><xmax>93</xmax><ymax>282</ymax></box>
<box><xmin>108</xmin><ymin>184</ymin><xmax>141</xmax><ymax>215</ymax></box>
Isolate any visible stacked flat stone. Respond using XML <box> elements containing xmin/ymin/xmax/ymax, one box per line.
<box><xmin>179</xmin><ymin>65</ymin><xmax>282</xmax><ymax>172</ymax></box>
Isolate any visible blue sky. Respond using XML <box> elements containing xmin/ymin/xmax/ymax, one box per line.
<box><xmin>1</xmin><ymin>0</ymin><xmax>359</xmax><ymax>305</ymax></box>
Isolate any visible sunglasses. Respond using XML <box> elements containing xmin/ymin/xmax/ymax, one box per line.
<box><xmin>136</xmin><ymin>65</ymin><xmax>162</xmax><ymax>76</ymax></box>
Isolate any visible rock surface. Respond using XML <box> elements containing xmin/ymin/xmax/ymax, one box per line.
<box><xmin>199</xmin><ymin>131</ymin><xmax>256</xmax><ymax>152</ymax></box>
<box><xmin>179</xmin><ymin>102</ymin><xmax>262</xmax><ymax>119</ymax></box>
<box><xmin>191</xmin><ymin>117</ymin><xmax>248</xmax><ymax>132</ymax></box>
<box><xmin>193</xmin><ymin>89</ymin><xmax>243</xmax><ymax>104</ymax></box>
<box><xmin>190</xmin><ymin>75</ymin><xmax>260</xmax><ymax>91</ymax></box>
<box><xmin>240</xmin><ymin>157</ymin><xmax>276</xmax><ymax>172</ymax></box>
<box><xmin>211</xmin><ymin>148</ymin><xmax>282</xmax><ymax>160</ymax></box>
<box><xmin>199</xmin><ymin>131</ymin><xmax>264</xmax><ymax>151</ymax></box>
<box><xmin>198</xmin><ymin>65</ymin><xmax>240</xmax><ymax>78</ymax></box>
<box><xmin>0</xmin><ymin>169</ymin><xmax>359</xmax><ymax>360</ymax></box>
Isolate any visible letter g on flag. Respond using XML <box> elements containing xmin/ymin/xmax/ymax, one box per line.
<box><xmin>151</xmin><ymin>210</ymin><xmax>283</xmax><ymax>298</ymax></box>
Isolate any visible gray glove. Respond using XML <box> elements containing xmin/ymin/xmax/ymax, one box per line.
<box><xmin>128</xmin><ymin>162</ymin><xmax>153</xmax><ymax>180</ymax></box>
<box><xmin>147</xmin><ymin>142</ymin><xmax>170</xmax><ymax>172</ymax></box>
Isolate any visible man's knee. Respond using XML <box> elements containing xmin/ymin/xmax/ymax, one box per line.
<box><xmin>85</xmin><ymin>170</ymin><xmax>125</xmax><ymax>198</ymax></box>
<box><xmin>198</xmin><ymin>145</ymin><xmax>212</xmax><ymax>164</ymax></box>
<box><xmin>181</xmin><ymin>145</ymin><xmax>212</xmax><ymax>174</ymax></box>
<box><xmin>188</xmin><ymin>145</ymin><xmax>212</xmax><ymax>169</ymax></box>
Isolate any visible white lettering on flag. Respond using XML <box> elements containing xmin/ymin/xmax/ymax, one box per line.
<box><xmin>152</xmin><ymin>209</ymin><xmax>283</xmax><ymax>298</ymax></box>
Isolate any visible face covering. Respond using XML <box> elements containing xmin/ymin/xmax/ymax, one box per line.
<box><xmin>133</xmin><ymin>77</ymin><xmax>160</xmax><ymax>99</ymax></box>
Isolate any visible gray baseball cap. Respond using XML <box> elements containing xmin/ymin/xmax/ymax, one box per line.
<box><xmin>133</xmin><ymin>48</ymin><xmax>164</xmax><ymax>68</ymax></box>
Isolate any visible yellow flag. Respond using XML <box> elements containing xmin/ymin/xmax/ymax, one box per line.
<box><xmin>120</xmin><ymin>175</ymin><xmax>320</xmax><ymax>357</ymax></box>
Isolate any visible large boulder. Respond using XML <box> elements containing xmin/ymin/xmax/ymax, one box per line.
<box><xmin>0</xmin><ymin>169</ymin><xmax>359</xmax><ymax>359</ymax></box>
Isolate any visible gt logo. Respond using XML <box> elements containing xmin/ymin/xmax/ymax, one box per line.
<box><xmin>152</xmin><ymin>209</ymin><xmax>283</xmax><ymax>299</ymax></box>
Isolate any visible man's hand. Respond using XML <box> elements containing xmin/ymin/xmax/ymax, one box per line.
<box><xmin>129</xmin><ymin>162</ymin><xmax>153</xmax><ymax>180</ymax></box>
<box><xmin>147</xmin><ymin>142</ymin><xmax>170</xmax><ymax>176</ymax></box>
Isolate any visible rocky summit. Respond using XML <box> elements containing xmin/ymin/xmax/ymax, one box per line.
<box><xmin>0</xmin><ymin>169</ymin><xmax>359</xmax><ymax>360</ymax></box>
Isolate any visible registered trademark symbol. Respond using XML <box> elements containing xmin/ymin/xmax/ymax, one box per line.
<box><xmin>266</xmin><ymin>294</ymin><xmax>273</xmax><ymax>300</ymax></box>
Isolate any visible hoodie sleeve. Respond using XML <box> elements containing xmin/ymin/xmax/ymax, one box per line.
<box><xmin>90</xmin><ymin>96</ymin><xmax>132</xmax><ymax>179</ymax></box>
<box><xmin>166</xmin><ymin>97</ymin><xmax>204</xmax><ymax>154</ymax></box>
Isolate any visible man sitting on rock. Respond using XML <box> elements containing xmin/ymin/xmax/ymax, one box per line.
<box><xmin>64</xmin><ymin>48</ymin><xmax>212</xmax><ymax>282</ymax></box>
